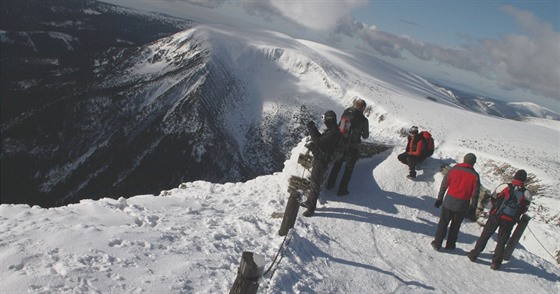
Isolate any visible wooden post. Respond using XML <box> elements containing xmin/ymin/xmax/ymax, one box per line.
<box><xmin>503</xmin><ymin>214</ymin><xmax>531</xmax><ymax>261</ymax></box>
<box><xmin>230</xmin><ymin>252</ymin><xmax>263</xmax><ymax>294</ymax></box>
<box><xmin>278</xmin><ymin>190</ymin><xmax>301</xmax><ymax>236</ymax></box>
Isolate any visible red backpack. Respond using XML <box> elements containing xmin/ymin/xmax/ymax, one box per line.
<box><xmin>419</xmin><ymin>131</ymin><xmax>434</xmax><ymax>157</ymax></box>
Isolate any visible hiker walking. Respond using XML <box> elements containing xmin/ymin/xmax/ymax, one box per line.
<box><xmin>431</xmin><ymin>153</ymin><xmax>480</xmax><ymax>251</ymax></box>
<box><xmin>397</xmin><ymin>126</ymin><xmax>433</xmax><ymax>178</ymax></box>
<box><xmin>467</xmin><ymin>170</ymin><xmax>531</xmax><ymax>270</ymax></box>
<box><xmin>326</xmin><ymin>99</ymin><xmax>369</xmax><ymax>196</ymax></box>
<box><xmin>300</xmin><ymin>110</ymin><xmax>342</xmax><ymax>217</ymax></box>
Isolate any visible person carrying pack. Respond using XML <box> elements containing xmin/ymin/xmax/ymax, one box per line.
<box><xmin>431</xmin><ymin>153</ymin><xmax>480</xmax><ymax>251</ymax></box>
<box><xmin>300</xmin><ymin>110</ymin><xmax>342</xmax><ymax>217</ymax></box>
<box><xmin>397</xmin><ymin>126</ymin><xmax>434</xmax><ymax>178</ymax></box>
<box><xmin>467</xmin><ymin>169</ymin><xmax>531</xmax><ymax>270</ymax></box>
<box><xmin>325</xmin><ymin>99</ymin><xmax>369</xmax><ymax>196</ymax></box>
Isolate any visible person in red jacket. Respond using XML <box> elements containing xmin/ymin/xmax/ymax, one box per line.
<box><xmin>397</xmin><ymin>126</ymin><xmax>425</xmax><ymax>178</ymax></box>
<box><xmin>431</xmin><ymin>153</ymin><xmax>480</xmax><ymax>251</ymax></box>
<box><xmin>467</xmin><ymin>170</ymin><xmax>531</xmax><ymax>270</ymax></box>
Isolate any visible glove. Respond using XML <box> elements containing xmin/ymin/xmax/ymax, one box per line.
<box><xmin>307</xmin><ymin>120</ymin><xmax>315</xmax><ymax>128</ymax></box>
<box><xmin>434</xmin><ymin>199</ymin><xmax>442</xmax><ymax>208</ymax></box>
<box><xmin>305</xmin><ymin>141</ymin><xmax>315</xmax><ymax>150</ymax></box>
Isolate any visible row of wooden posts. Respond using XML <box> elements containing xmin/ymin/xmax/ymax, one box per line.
<box><xmin>230</xmin><ymin>142</ymin><xmax>392</xmax><ymax>293</ymax></box>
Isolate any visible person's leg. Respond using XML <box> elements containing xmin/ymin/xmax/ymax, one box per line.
<box><xmin>397</xmin><ymin>152</ymin><xmax>408</xmax><ymax>164</ymax></box>
<box><xmin>491</xmin><ymin>220</ymin><xmax>515</xmax><ymax>268</ymax></box>
<box><xmin>468</xmin><ymin>216</ymin><xmax>499</xmax><ymax>261</ymax></box>
<box><xmin>303</xmin><ymin>160</ymin><xmax>329</xmax><ymax>216</ymax></box>
<box><xmin>433</xmin><ymin>207</ymin><xmax>452</xmax><ymax>249</ymax></box>
<box><xmin>337</xmin><ymin>148</ymin><xmax>359</xmax><ymax>195</ymax></box>
<box><xmin>406</xmin><ymin>156</ymin><xmax>419</xmax><ymax>177</ymax></box>
<box><xmin>445</xmin><ymin>210</ymin><xmax>466</xmax><ymax>249</ymax></box>
<box><xmin>326</xmin><ymin>159</ymin><xmax>343</xmax><ymax>189</ymax></box>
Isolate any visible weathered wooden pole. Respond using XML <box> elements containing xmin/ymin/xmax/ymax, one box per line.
<box><xmin>278</xmin><ymin>190</ymin><xmax>301</xmax><ymax>236</ymax></box>
<box><xmin>230</xmin><ymin>252</ymin><xmax>265</xmax><ymax>294</ymax></box>
<box><xmin>503</xmin><ymin>214</ymin><xmax>531</xmax><ymax>261</ymax></box>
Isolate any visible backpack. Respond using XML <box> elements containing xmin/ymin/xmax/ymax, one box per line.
<box><xmin>419</xmin><ymin>131</ymin><xmax>434</xmax><ymax>157</ymax></box>
<box><xmin>495</xmin><ymin>184</ymin><xmax>526</xmax><ymax>218</ymax></box>
<box><xmin>338</xmin><ymin>108</ymin><xmax>355</xmax><ymax>136</ymax></box>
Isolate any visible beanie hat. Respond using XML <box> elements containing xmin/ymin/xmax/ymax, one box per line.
<box><xmin>514</xmin><ymin>169</ymin><xmax>527</xmax><ymax>182</ymax></box>
<box><xmin>463</xmin><ymin>153</ymin><xmax>477</xmax><ymax>165</ymax></box>
<box><xmin>322</xmin><ymin>110</ymin><xmax>337</xmax><ymax>123</ymax></box>
<box><xmin>409</xmin><ymin>126</ymin><xmax>419</xmax><ymax>134</ymax></box>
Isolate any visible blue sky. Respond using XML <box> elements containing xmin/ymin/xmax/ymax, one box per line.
<box><xmin>356</xmin><ymin>1</ymin><xmax>559</xmax><ymax>46</ymax></box>
<box><xmin>105</xmin><ymin>0</ymin><xmax>559</xmax><ymax>111</ymax></box>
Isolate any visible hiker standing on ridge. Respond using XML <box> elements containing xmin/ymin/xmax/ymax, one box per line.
<box><xmin>467</xmin><ymin>170</ymin><xmax>531</xmax><ymax>270</ymax></box>
<box><xmin>326</xmin><ymin>99</ymin><xmax>369</xmax><ymax>196</ymax></box>
<box><xmin>300</xmin><ymin>110</ymin><xmax>342</xmax><ymax>217</ymax></box>
<box><xmin>397</xmin><ymin>126</ymin><xmax>432</xmax><ymax>179</ymax></box>
<box><xmin>431</xmin><ymin>153</ymin><xmax>480</xmax><ymax>251</ymax></box>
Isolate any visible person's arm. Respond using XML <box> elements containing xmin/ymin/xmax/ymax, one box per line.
<box><xmin>307</xmin><ymin>121</ymin><xmax>320</xmax><ymax>141</ymax></box>
<box><xmin>437</xmin><ymin>172</ymin><xmax>449</xmax><ymax>201</ymax></box>
<box><xmin>361</xmin><ymin>118</ymin><xmax>369</xmax><ymax>139</ymax></box>
<box><xmin>435</xmin><ymin>171</ymin><xmax>450</xmax><ymax>208</ymax></box>
<box><xmin>408</xmin><ymin>140</ymin><xmax>424</xmax><ymax>156</ymax></box>
<box><xmin>471</xmin><ymin>176</ymin><xmax>481</xmax><ymax>208</ymax></box>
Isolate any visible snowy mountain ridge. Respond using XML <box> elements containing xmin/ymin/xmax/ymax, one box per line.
<box><xmin>1</xmin><ymin>2</ymin><xmax>559</xmax><ymax>292</ymax></box>
<box><xmin>2</xmin><ymin>0</ymin><xmax>558</xmax><ymax>209</ymax></box>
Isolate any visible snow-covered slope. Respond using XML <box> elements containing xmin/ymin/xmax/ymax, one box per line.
<box><xmin>2</xmin><ymin>6</ymin><xmax>559</xmax><ymax>293</ymax></box>
<box><xmin>1</xmin><ymin>139</ymin><xmax>558</xmax><ymax>293</ymax></box>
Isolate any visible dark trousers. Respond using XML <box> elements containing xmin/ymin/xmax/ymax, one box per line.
<box><xmin>326</xmin><ymin>146</ymin><xmax>359</xmax><ymax>193</ymax></box>
<box><xmin>470</xmin><ymin>215</ymin><xmax>515</xmax><ymax>265</ymax></box>
<box><xmin>304</xmin><ymin>158</ymin><xmax>329</xmax><ymax>212</ymax></box>
<box><xmin>434</xmin><ymin>206</ymin><xmax>466</xmax><ymax>248</ymax></box>
<box><xmin>397</xmin><ymin>152</ymin><xmax>424</xmax><ymax>174</ymax></box>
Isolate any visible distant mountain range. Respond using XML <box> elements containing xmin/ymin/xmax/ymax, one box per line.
<box><xmin>1</xmin><ymin>0</ymin><xmax>557</xmax><ymax>207</ymax></box>
<box><xmin>429</xmin><ymin>81</ymin><xmax>560</xmax><ymax>120</ymax></box>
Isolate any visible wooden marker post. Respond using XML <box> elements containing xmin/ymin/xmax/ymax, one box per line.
<box><xmin>278</xmin><ymin>190</ymin><xmax>301</xmax><ymax>236</ymax></box>
<box><xmin>230</xmin><ymin>252</ymin><xmax>264</xmax><ymax>294</ymax></box>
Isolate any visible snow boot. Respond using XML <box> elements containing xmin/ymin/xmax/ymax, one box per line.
<box><xmin>430</xmin><ymin>241</ymin><xmax>441</xmax><ymax>251</ymax></box>
<box><xmin>490</xmin><ymin>263</ymin><xmax>500</xmax><ymax>270</ymax></box>
<box><xmin>467</xmin><ymin>251</ymin><xmax>478</xmax><ymax>262</ymax></box>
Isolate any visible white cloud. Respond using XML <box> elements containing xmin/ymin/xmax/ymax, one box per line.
<box><xmin>348</xmin><ymin>6</ymin><xmax>559</xmax><ymax>102</ymax></box>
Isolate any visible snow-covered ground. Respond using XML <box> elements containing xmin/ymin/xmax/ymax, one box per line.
<box><xmin>1</xmin><ymin>23</ymin><xmax>559</xmax><ymax>293</ymax></box>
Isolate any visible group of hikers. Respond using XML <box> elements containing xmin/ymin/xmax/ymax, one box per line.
<box><xmin>299</xmin><ymin>99</ymin><xmax>532</xmax><ymax>271</ymax></box>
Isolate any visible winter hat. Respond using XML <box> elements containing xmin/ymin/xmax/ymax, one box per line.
<box><xmin>514</xmin><ymin>169</ymin><xmax>527</xmax><ymax>182</ymax></box>
<box><xmin>409</xmin><ymin>126</ymin><xmax>419</xmax><ymax>134</ymax></box>
<box><xmin>322</xmin><ymin>110</ymin><xmax>337</xmax><ymax>124</ymax></box>
<box><xmin>463</xmin><ymin>153</ymin><xmax>477</xmax><ymax>165</ymax></box>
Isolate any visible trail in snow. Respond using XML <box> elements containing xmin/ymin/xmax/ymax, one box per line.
<box><xmin>266</xmin><ymin>144</ymin><xmax>559</xmax><ymax>293</ymax></box>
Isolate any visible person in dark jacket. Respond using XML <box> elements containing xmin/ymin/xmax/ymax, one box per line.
<box><xmin>300</xmin><ymin>110</ymin><xmax>342</xmax><ymax>217</ymax></box>
<box><xmin>326</xmin><ymin>99</ymin><xmax>369</xmax><ymax>196</ymax></box>
<box><xmin>397</xmin><ymin>126</ymin><xmax>426</xmax><ymax>178</ymax></box>
<box><xmin>431</xmin><ymin>153</ymin><xmax>480</xmax><ymax>251</ymax></box>
<box><xmin>467</xmin><ymin>170</ymin><xmax>531</xmax><ymax>270</ymax></box>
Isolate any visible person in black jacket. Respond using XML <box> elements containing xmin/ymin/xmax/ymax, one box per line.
<box><xmin>300</xmin><ymin>110</ymin><xmax>342</xmax><ymax>217</ymax></box>
<box><xmin>326</xmin><ymin>99</ymin><xmax>369</xmax><ymax>196</ymax></box>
